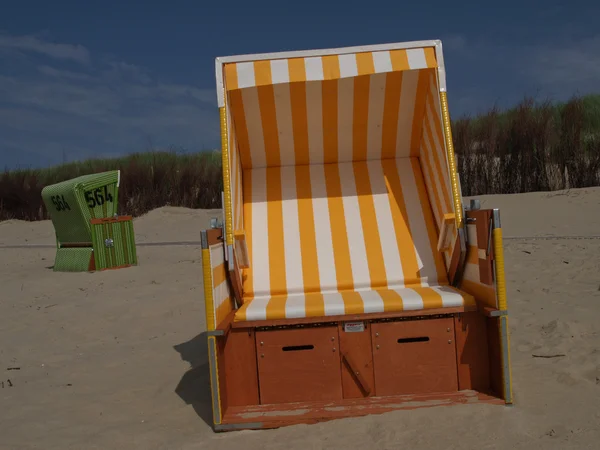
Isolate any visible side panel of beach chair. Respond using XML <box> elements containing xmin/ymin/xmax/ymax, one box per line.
<box><xmin>419</xmin><ymin>71</ymin><xmax>467</xmax><ymax>284</ymax></box>
<box><xmin>53</xmin><ymin>247</ymin><xmax>95</xmax><ymax>272</ymax></box>
<box><xmin>201</xmin><ymin>227</ymin><xmax>244</xmax><ymax>428</ymax></box>
<box><xmin>201</xmin><ymin>228</ymin><xmax>236</xmax><ymax>331</ymax></box>
<box><xmin>90</xmin><ymin>216</ymin><xmax>138</xmax><ymax>270</ymax></box>
<box><xmin>219</xmin><ymin>95</ymin><xmax>245</xmax><ymax>306</ymax></box>
<box><xmin>204</xmin><ymin>39</ymin><xmax>513</xmax><ymax>431</ymax></box>
<box><xmin>461</xmin><ymin>207</ymin><xmax>513</xmax><ymax>403</ymax></box>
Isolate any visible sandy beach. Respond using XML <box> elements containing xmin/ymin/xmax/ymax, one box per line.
<box><xmin>1</xmin><ymin>188</ymin><xmax>599</xmax><ymax>450</ymax></box>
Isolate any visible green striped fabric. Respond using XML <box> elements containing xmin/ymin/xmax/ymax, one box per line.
<box><xmin>91</xmin><ymin>218</ymin><xmax>138</xmax><ymax>270</ymax></box>
<box><xmin>41</xmin><ymin>171</ymin><xmax>120</xmax><ymax>244</ymax></box>
<box><xmin>54</xmin><ymin>248</ymin><xmax>94</xmax><ymax>272</ymax></box>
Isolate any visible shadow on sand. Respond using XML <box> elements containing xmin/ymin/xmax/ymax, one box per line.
<box><xmin>174</xmin><ymin>332</ymin><xmax>213</xmax><ymax>428</ymax></box>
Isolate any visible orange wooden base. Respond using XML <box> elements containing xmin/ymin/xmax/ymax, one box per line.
<box><xmin>212</xmin><ymin>310</ymin><xmax>508</xmax><ymax>431</ymax></box>
<box><xmin>217</xmin><ymin>390</ymin><xmax>504</xmax><ymax>430</ymax></box>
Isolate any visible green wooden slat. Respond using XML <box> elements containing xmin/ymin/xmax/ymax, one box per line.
<box><xmin>54</xmin><ymin>248</ymin><xmax>93</xmax><ymax>272</ymax></box>
<box><xmin>91</xmin><ymin>218</ymin><xmax>137</xmax><ymax>270</ymax></box>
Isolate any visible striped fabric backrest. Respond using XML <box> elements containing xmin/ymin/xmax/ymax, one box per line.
<box><xmin>224</xmin><ymin>50</ymin><xmax>438</xmax><ymax>169</ymax></box>
<box><xmin>216</xmin><ymin>41</ymin><xmax>461</xmax><ymax>300</ymax></box>
<box><xmin>242</xmin><ymin>157</ymin><xmax>450</xmax><ymax>300</ymax></box>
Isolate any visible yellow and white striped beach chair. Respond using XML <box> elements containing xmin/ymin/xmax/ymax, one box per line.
<box><xmin>201</xmin><ymin>39</ymin><xmax>513</xmax><ymax>431</ymax></box>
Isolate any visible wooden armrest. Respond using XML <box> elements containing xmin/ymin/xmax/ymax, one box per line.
<box><xmin>466</xmin><ymin>209</ymin><xmax>495</xmax><ymax>285</ymax></box>
<box><xmin>229</xmin><ymin>252</ymin><xmax>244</xmax><ymax>308</ymax></box>
<box><xmin>437</xmin><ymin>213</ymin><xmax>456</xmax><ymax>252</ymax></box>
<box><xmin>90</xmin><ymin>215</ymin><xmax>132</xmax><ymax>224</ymax></box>
<box><xmin>478</xmin><ymin>305</ymin><xmax>508</xmax><ymax>317</ymax></box>
<box><xmin>234</xmin><ymin>229</ymin><xmax>250</xmax><ymax>269</ymax></box>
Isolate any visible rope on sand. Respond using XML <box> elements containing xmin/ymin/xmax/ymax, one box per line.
<box><xmin>0</xmin><ymin>241</ymin><xmax>203</xmax><ymax>249</ymax></box>
<box><xmin>504</xmin><ymin>235</ymin><xmax>600</xmax><ymax>241</ymax></box>
<box><xmin>3</xmin><ymin>236</ymin><xmax>600</xmax><ymax>249</ymax></box>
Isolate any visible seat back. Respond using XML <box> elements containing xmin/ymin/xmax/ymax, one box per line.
<box><xmin>243</xmin><ymin>157</ymin><xmax>449</xmax><ymax>300</ymax></box>
<box><xmin>215</xmin><ymin>41</ymin><xmax>464</xmax><ymax>304</ymax></box>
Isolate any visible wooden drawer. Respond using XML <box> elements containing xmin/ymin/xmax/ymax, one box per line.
<box><xmin>256</xmin><ymin>326</ymin><xmax>342</xmax><ymax>405</ymax></box>
<box><xmin>371</xmin><ymin>318</ymin><xmax>458</xmax><ymax>396</ymax></box>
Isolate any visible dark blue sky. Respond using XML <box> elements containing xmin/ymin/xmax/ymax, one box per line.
<box><xmin>1</xmin><ymin>0</ymin><xmax>598</xmax><ymax>168</ymax></box>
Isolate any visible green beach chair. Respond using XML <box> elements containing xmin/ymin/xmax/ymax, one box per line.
<box><xmin>41</xmin><ymin>170</ymin><xmax>138</xmax><ymax>272</ymax></box>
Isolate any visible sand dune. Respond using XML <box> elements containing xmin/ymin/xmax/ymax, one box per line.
<box><xmin>1</xmin><ymin>189</ymin><xmax>599</xmax><ymax>450</ymax></box>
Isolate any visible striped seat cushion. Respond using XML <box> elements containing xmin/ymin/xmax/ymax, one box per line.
<box><xmin>242</xmin><ymin>157</ymin><xmax>449</xmax><ymax>299</ymax></box>
<box><xmin>234</xmin><ymin>285</ymin><xmax>475</xmax><ymax>322</ymax></box>
<box><xmin>237</xmin><ymin>156</ymin><xmax>463</xmax><ymax>321</ymax></box>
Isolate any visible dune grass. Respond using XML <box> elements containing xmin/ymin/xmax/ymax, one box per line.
<box><xmin>1</xmin><ymin>151</ymin><xmax>223</xmax><ymax>221</ymax></box>
<box><xmin>453</xmin><ymin>94</ymin><xmax>600</xmax><ymax>196</ymax></box>
<box><xmin>1</xmin><ymin>95</ymin><xmax>599</xmax><ymax>221</ymax></box>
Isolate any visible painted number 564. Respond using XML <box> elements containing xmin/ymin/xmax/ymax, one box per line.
<box><xmin>84</xmin><ymin>186</ymin><xmax>114</xmax><ymax>208</ymax></box>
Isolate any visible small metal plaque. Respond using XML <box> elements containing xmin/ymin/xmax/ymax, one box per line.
<box><xmin>344</xmin><ymin>321</ymin><xmax>365</xmax><ymax>333</ymax></box>
<box><xmin>104</xmin><ymin>238</ymin><xmax>114</xmax><ymax>248</ymax></box>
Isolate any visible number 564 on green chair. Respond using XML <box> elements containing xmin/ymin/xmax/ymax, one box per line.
<box><xmin>41</xmin><ymin>170</ymin><xmax>138</xmax><ymax>272</ymax></box>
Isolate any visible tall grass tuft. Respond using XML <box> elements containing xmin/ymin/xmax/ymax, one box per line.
<box><xmin>0</xmin><ymin>151</ymin><xmax>222</xmax><ymax>221</ymax></box>
<box><xmin>453</xmin><ymin>94</ymin><xmax>600</xmax><ymax>196</ymax></box>
<box><xmin>2</xmin><ymin>94</ymin><xmax>600</xmax><ymax>221</ymax></box>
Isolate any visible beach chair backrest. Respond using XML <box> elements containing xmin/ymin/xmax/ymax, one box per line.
<box><xmin>41</xmin><ymin>170</ymin><xmax>120</xmax><ymax>245</ymax></box>
<box><xmin>215</xmin><ymin>41</ymin><xmax>465</xmax><ymax>303</ymax></box>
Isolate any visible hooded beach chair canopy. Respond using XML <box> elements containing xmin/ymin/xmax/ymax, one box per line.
<box><xmin>214</xmin><ymin>40</ymin><xmax>471</xmax><ymax>325</ymax></box>
<box><xmin>202</xmin><ymin>40</ymin><xmax>512</xmax><ymax>431</ymax></box>
<box><xmin>41</xmin><ymin>170</ymin><xmax>138</xmax><ymax>272</ymax></box>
